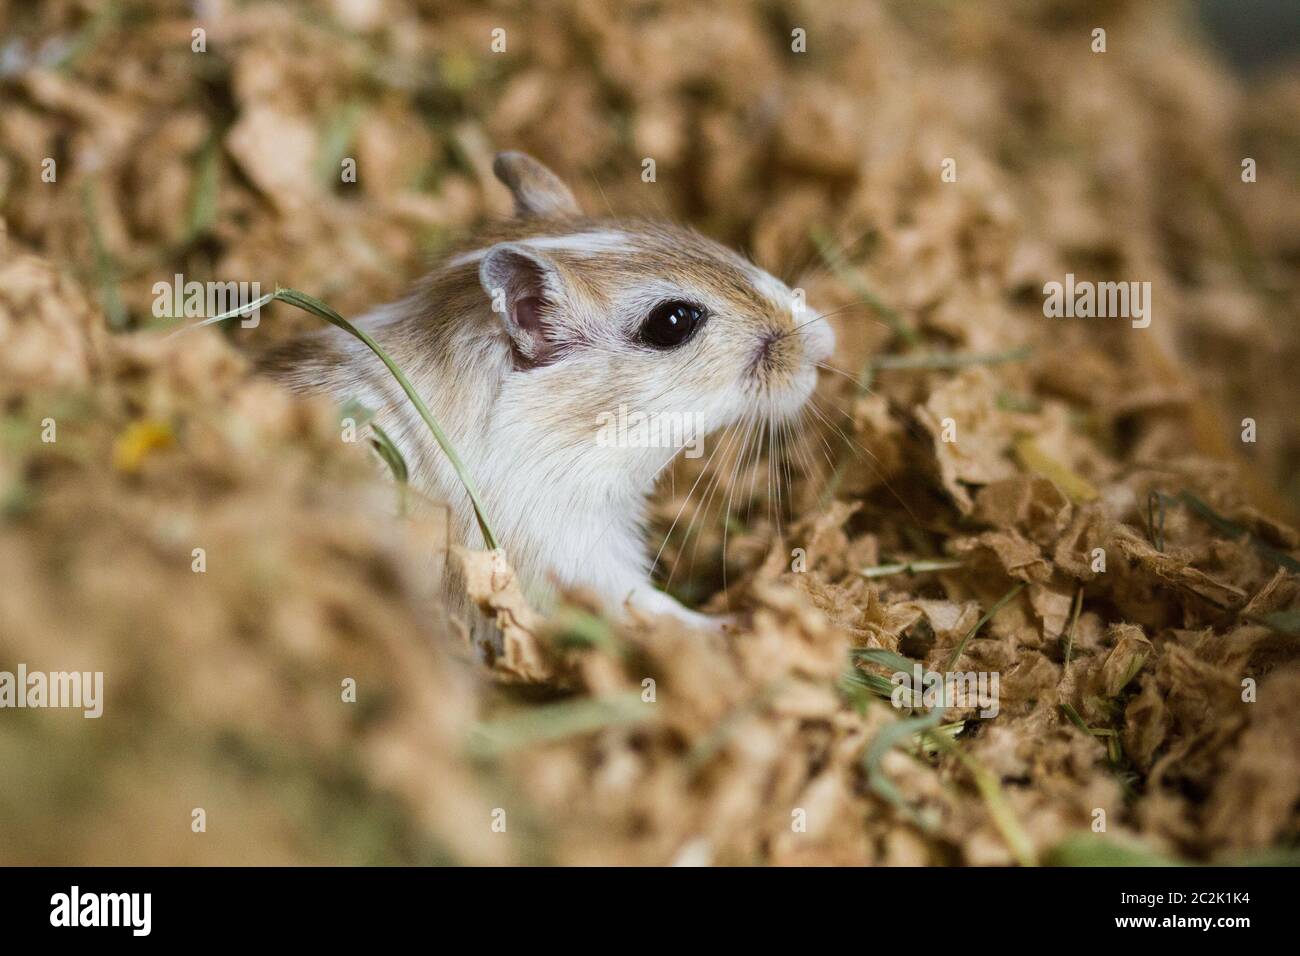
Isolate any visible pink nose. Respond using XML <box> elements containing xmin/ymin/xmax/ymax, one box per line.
<box><xmin>753</xmin><ymin>329</ymin><xmax>790</xmax><ymax>373</ymax></box>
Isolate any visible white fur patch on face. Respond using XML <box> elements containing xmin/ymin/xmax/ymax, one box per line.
<box><xmin>447</xmin><ymin>230</ymin><xmax>632</xmax><ymax>268</ymax></box>
<box><xmin>800</xmin><ymin>310</ymin><xmax>836</xmax><ymax>363</ymax></box>
<box><xmin>751</xmin><ymin>267</ymin><xmax>795</xmax><ymax>308</ymax></box>
<box><xmin>745</xmin><ymin>264</ymin><xmax>835</xmax><ymax>362</ymax></box>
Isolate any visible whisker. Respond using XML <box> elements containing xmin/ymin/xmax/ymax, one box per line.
<box><xmin>798</xmin><ymin>406</ymin><xmax>837</xmax><ymax>474</ymax></box>
<box><xmin>765</xmin><ymin>401</ymin><xmax>777</xmax><ymax>534</ymax></box>
<box><xmin>676</xmin><ymin>418</ymin><xmax>747</xmax><ymax>589</ymax></box>
<box><xmin>789</xmin><ymin>299</ymin><xmax>892</xmax><ymax>333</ymax></box>
<box><xmin>777</xmin><ymin>415</ymin><xmax>796</xmax><ymax>526</ymax></box>
<box><xmin>806</xmin><ymin>394</ymin><xmax>925</xmax><ymax>527</ymax></box>
<box><xmin>806</xmin><ymin>395</ymin><xmax>872</xmax><ymax>464</ymax></box>
<box><xmin>814</xmin><ymin>360</ymin><xmax>876</xmax><ymax>395</ymax></box>
<box><xmin>744</xmin><ymin>414</ymin><xmax>766</xmax><ymax>526</ymax></box>
<box><xmin>718</xmin><ymin>413</ymin><xmax>759</xmax><ymax>607</ymax></box>
<box><xmin>789</xmin><ymin>412</ymin><xmax>826</xmax><ymax>500</ymax></box>
<box><xmin>651</xmin><ymin>419</ymin><xmax>735</xmax><ymax>580</ymax></box>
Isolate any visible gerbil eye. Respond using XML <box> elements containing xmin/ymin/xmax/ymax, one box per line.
<box><xmin>640</xmin><ymin>300</ymin><xmax>705</xmax><ymax>349</ymax></box>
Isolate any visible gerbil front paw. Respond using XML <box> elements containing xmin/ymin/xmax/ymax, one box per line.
<box><xmin>685</xmin><ymin>608</ymin><xmax>740</xmax><ymax>633</ymax></box>
<box><xmin>624</xmin><ymin>585</ymin><xmax>733</xmax><ymax>633</ymax></box>
<box><xmin>709</xmin><ymin>612</ymin><xmax>742</xmax><ymax>633</ymax></box>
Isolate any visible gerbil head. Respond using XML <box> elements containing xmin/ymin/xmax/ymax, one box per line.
<box><xmin>467</xmin><ymin>152</ymin><xmax>835</xmax><ymax>473</ymax></box>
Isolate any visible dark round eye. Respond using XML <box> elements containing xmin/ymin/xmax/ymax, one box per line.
<box><xmin>639</xmin><ymin>301</ymin><xmax>706</xmax><ymax>349</ymax></box>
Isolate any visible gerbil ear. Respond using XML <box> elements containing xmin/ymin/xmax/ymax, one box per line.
<box><xmin>492</xmin><ymin>151</ymin><xmax>581</xmax><ymax>219</ymax></box>
<box><xmin>479</xmin><ymin>243</ymin><xmax>566</xmax><ymax>367</ymax></box>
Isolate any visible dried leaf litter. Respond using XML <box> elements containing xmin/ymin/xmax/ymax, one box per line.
<box><xmin>1</xmin><ymin>0</ymin><xmax>1298</xmax><ymax>864</ymax></box>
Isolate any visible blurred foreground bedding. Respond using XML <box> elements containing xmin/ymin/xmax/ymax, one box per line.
<box><xmin>0</xmin><ymin>0</ymin><xmax>1298</xmax><ymax>864</ymax></box>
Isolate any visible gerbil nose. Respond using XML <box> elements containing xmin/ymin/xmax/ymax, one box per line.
<box><xmin>754</xmin><ymin>315</ymin><xmax>833</xmax><ymax>374</ymax></box>
<box><xmin>754</xmin><ymin>328</ymin><xmax>791</xmax><ymax>373</ymax></box>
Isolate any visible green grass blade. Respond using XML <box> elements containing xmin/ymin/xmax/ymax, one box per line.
<box><xmin>871</xmin><ymin>346</ymin><xmax>1032</xmax><ymax>371</ymax></box>
<box><xmin>851</xmin><ymin>647</ymin><xmax>918</xmax><ymax>673</ymax></box>
<box><xmin>82</xmin><ymin>181</ymin><xmax>128</xmax><ymax>330</ymax></box>
<box><xmin>924</xmin><ymin>727</ymin><xmax>1038</xmax><ymax>866</ymax></box>
<box><xmin>809</xmin><ymin>225</ymin><xmax>916</xmax><ymax>345</ymax></box>
<box><xmin>187</xmin><ymin>291</ymin><xmax>277</xmax><ymax>327</ymax></box>
<box><xmin>1047</xmin><ymin>834</ymin><xmax>1182</xmax><ymax>867</ymax></box>
<box><xmin>466</xmin><ymin>692</ymin><xmax>649</xmax><ymax>758</ymax></box>
<box><xmin>369</xmin><ymin>422</ymin><xmax>408</xmax><ymax>485</ymax></box>
<box><xmin>1062</xmin><ymin>585</ymin><xmax>1083</xmax><ymax>671</ymax></box>
<box><xmin>862</xmin><ymin>707</ymin><xmax>944</xmax><ymax>819</ymax></box>
<box><xmin>177</xmin><ymin>287</ymin><xmax>499</xmax><ymax>549</ymax></box>
<box><xmin>839</xmin><ymin>666</ymin><xmax>896</xmax><ymax>702</ymax></box>
<box><xmin>856</xmin><ymin>558</ymin><xmax>964</xmax><ymax>578</ymax></box>
<box><xmin>945</xmin><ymin>581</ymin><xmax>1026</xmax><ymax>671</ymax></box>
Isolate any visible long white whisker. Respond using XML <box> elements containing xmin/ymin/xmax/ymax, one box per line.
<box><xmin>814</xmin><ymin>361</ymin><xmax>876</xmax><ymax>394</ymax></box>
<box><xmin>651</xmin><ymin>419</ymin><xmax>735</xmax><ymax>580</ymax></box>
<box><xmin>718</xmin><ymin>413</ymin><xmax>758</xmax><ymax>606</ymax></box>
<box><xmin>677</xmin><ymin>418</ymin><xmax>747</xmax><ymax>590</ymax></box>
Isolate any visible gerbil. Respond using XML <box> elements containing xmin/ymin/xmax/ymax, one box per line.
<box><xmin>261</xmin><ymin>152</ymin><xmax>835</xmax><ymax>646</ymax></box>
